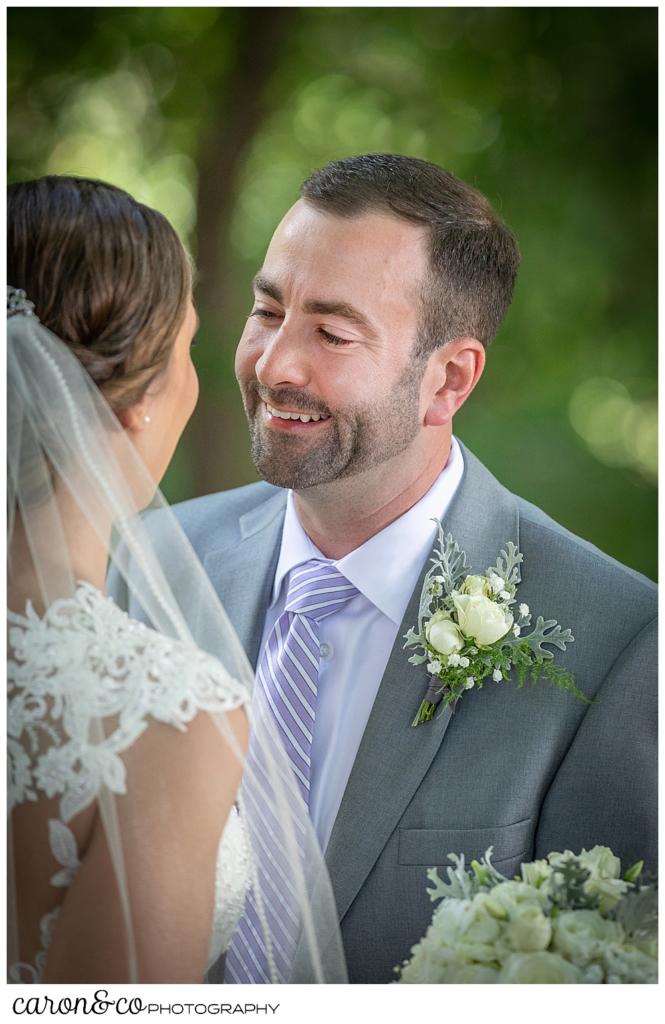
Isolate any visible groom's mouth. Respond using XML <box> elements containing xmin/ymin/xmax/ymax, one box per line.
<box><xmin>261</xmin><ymin>400</ymin><xmax>332</xmax><ymax>432</ymax></box>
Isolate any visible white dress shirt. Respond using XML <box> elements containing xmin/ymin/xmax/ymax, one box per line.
<box><xmin>257</xmin><ymin>437</ymin><xmax>464</xmax><ymax>850</ymax></box>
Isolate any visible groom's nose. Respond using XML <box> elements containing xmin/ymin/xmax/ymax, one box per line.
<box><xmin>254</xmin><ymin>320</ymin><xmax>311</xmax><ymax>391</ymax></box>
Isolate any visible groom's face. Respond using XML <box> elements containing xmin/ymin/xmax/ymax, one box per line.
<box><xmin>235</xmin><ymin>200</ymin><xmax>431</xmax><ymax>490</ymax></box>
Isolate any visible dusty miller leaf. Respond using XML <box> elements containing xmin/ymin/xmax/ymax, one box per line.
<box><xmin>491</xmin><ymin>541</ymin><xmax>523</xmax><ymax>591</ymax></box>
<box><xmin>522</xmin><ymin>616</ymin><xmax>575</xmax><ymax>658</ymax></box>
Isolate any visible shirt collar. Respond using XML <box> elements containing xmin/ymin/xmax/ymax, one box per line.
<box><xmin>271</xmin><ymin>437</ymin><xmax>465</xmax><ymax>625</ymax></box>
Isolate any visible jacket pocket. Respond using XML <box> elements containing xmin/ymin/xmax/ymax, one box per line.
<box><xmin>398</xmin><ymin>817</ymin><xmax>532</xmax><ymax>868</ymax></box>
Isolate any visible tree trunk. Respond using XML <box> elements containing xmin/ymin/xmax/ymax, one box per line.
<box><xmin>189</xmin><ymin>8</ymin><xmax>296</xmax><ymax>497</ymax></box>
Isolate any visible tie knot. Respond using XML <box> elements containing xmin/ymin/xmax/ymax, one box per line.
<box><xmin>284</xmin><ymin>560</ymin><xmax>359</xmax><ymax>622</ymax></box>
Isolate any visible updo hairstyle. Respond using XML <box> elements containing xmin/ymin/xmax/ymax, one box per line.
<box><xmin>7</xmin><ymin>176</ymin><xmax>192</xmax><ymax>410</ymax></box>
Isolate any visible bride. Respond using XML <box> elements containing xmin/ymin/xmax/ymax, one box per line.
<box><xmin>7</xmin><ymin>176</ymin><xmax>346</xmax><ymax>985</ymax></box>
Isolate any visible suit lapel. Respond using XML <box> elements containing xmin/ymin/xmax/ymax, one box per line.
<box><xmin>203</xmin><ymin>490</ymin><xmax>287</xmax><ymax>669</ymax></box>
<box><xmin>325</xmin><ymin>444</ymin><xmax>520</xmax><ymax>921</ymax></box>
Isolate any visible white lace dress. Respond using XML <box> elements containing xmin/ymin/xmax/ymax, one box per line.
<box><xmin>7</xmin><ymin>582</ymin><xmax>251</xmax><ymax>983</ymax></box>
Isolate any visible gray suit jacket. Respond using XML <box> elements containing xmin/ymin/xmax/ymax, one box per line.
<box><xmin>171</xmin><ymin>442</ymin><xmax>657</xmax><ymax>983</ymax></box>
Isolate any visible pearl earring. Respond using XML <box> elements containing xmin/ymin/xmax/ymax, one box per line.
<box><xmin>143</xmin><ymin>415</ymin><xmax>151</xmax><ymax>424</ymax></box>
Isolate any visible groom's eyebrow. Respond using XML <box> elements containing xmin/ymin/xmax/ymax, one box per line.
<box><xmin>253</xmin><ymin>274</ymin><xmax>284</xmax><ymax>303</ymax></box>
<box><xmin>253</xmin><ymin>274</ymin><xmax>376</xmax><ymax>336</ymax></box>
<box><xmin>302</xmin><ymin>298</ymin><xmax>376</xmax><ymax>336</ymax></box>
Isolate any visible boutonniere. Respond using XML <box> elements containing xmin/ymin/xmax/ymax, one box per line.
<box><xmin>404</xmin><ymin>521</ymin><xmax>589</xmax><ymax>726</ymax></box>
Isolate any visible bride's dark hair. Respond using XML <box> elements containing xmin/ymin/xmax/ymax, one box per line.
<box><xmin>7</xmin><ymin>176</ymin><xmax>192</xmax><ymax>409</ymax></box>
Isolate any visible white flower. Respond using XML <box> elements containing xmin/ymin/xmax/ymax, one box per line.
<box><xmin>460</xmin><ymin>574</ymin><xmax>492</xmax><ymax>597</ymax></box>
<box><xmin>506</xmin><ymin>904</ymin><xmax>552</xmax><ymax>954</ymax></box>
<box><xmin>399</xmin><ymin>898</ymin><xmax>504</xmax><ymax>983</ymax></box>
<box><xmin>459</xmin><ymin>656</ymin><xmax>470</xmax><ymax>669</ymax></box>
<box><xmin>499</xmin><ymin>590</ymin><xmax>511</xmax><ymax>602</ymax></box>
<box><xmin>487</xmin><ymin>572</ymin><xmax>504</xmax><ymax>594</ymax></box>
<box><xmin>602</xmin><ymin>944</ymin><xmax>658</xmax><ymax>984</ymax></box>
<box><xmin>552</xmin><ymin>910</ymin><xmax>624</xmax><ymax>966</ymax></box>
<box><xmin>578</xmin><ymin>846</ymin><xmax>630</xmax><ymax>912</ymax></box>
<box><xmin>549</xmin><ymin>847</ymin><xmax>629</xmax><ymax>913</ymax></box>
<box><xmin>519</xmin><ymin>603</ymin><xmax>530</xmax><ymax>617</ymax></box>
<box><xmin>433</xmin><ymin>896</ymin><xmax>503</xmax><ymax>964</ymax></box>
<box><xmin>464</xmin><ymin>677</ymin><xmax>475</xmax><ymax>689</ymax></box>
<box><xmin>484</xmin><ymin>880</ymin><xmax>549</xmax><ymax>917</ymax></box>
<box><xmin>577</xmin><ymin>845</ymin><xmax>621</xmax><ymax>879</ymax></box>
<box><xmin>512</xmin><ymin>625</ymin><xmax>521</xmax><ymax>637</ymax></box>
<box><xmin>498</xmin><ymin>951</ymin><xmax>582</xmax><ymax>984</ymax></box>
<box><xmin>492</xmin><ymin>668</ymin><xmax>503</xmax><ymax>682</ymax></box>
<box><xmin>427</xmin><ymin>659</ymin><xmax>442</xmax><ymax>674</ymax></box>
<box><xmin>519</xmin><ymin>859</ymin><xmax>552</xmax><ymax>889</ymax></box>
<box><xmin>452</xmin><ymin>594</ymin><xmax>513</xmax><ymax>647</ymax></box>
<box><xmin>447</xmin><ymin>653</ymin><xmax>461</xmax><ymax>667</ymax></box>
<box><xmin>426</xmin><ymin>611</ymin><xmax>464</xmax><ymax>656</ymax></box>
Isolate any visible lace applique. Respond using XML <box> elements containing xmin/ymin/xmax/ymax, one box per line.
<box><xmin>8</xmin><ymin>582</ymin><xmax>251</xmax><ymax>982</ymax></box>
<box><xmin>8</xmin><ymin>581</ymin><xmax>249</xmax><ymax>822</ymax></box>
<box><xmin>7</xmin><ymin>820</ymin><xmax>78</xmax><ymax>983</ymax></box>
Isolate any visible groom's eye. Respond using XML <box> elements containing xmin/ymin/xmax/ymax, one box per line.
<box><xmin>319</xmin><ymin>328</ymin><xmax>355</xmax><ymax>347</ymax></box>
<box><xmin>250</xmin><ymin>308</ymin><xmax>279</xmax><ymax>320</ymax></box>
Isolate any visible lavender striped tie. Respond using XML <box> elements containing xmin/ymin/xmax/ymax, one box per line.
<box><xmin>225</xmin><ymin>560</ymin><xmax>358</xmax><ymax>983</ymax></box>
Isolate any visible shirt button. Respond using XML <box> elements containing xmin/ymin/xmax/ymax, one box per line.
<box><xmin>319</xmin><ymin>641</ymin><xmax>333</xmax><ymax>659</ymax></box>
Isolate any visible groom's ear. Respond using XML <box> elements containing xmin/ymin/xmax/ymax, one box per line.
<box><xmin>423</xmin><ymin>337</ymin><xmax>486</xmax><ymax>428</ymax></box>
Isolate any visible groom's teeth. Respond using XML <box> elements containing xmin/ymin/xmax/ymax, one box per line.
<box><xmin>265</xmin><ymin>402</ymin><xmax>329</xmax><ymax>423</ymax></box>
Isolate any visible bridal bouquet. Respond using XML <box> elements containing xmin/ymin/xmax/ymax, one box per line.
<box><xmin>396</xmin><ymin>846</ymin><xmax>657</xmax><ymax>984</ymax></box>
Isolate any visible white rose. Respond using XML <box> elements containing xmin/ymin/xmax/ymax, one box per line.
<box><xmin>453</xmin><ymin>594</ymin><xmax>513</xmax><ymax>647</ymax></box>
<box><xmin>506</xmin><ymin>904</ymin><xmax>552</xmax><ymax>953</ymax></box>
<box><xmin>460</xmin><ymin>574</ymin><xmax>492</xmax><ymax>597</ymax></box>
<box><xmin>397</xmin><ymin>941</ymin><xmax>460</xmax><ymax>984</ymax></box>
<box><xmin>454</xmin><ymin>897</ymin><xmax>504</xmax><ymax>964</ymax></box>
<box><xmin>578</xmin><ymin>846</ymin><xmax>630</xmax><ymax>910</ymax></box>
<box><xmin>498</xmin><ymin>951</ymin><xmax>583</xmax><ymax>984</ymax></box>
<box><xmin>429</xmin><ymin>898</ymin><xmax>475</xmax><ymax>948</ymax></box>
<box><xmin>549</xmin><ymin>847</ymin><xmax>629</xmax><ymax>913</ymax></box>
<box><xmin>426</xmin><ymin>611</ymin><xmax>464</xmax><ymax>656</ymax></box>
<box><xmin>429</xmin><ymin>897</ymin><xmax>503</xmax><ymax>964</ymax></box>
<box><xmin>578</xmin><ymin>845</ymin><xmax>621</xmax><ymax>880</ymax></box>
<box><xmin>552</xmin><ymin>910</ymin><xmax>624</xmax><ymax>965</ymax></box>
<box><xmin>484</xmin><ymin>881</ymin><xmax>549</xmax><ymax>919</ymax></box>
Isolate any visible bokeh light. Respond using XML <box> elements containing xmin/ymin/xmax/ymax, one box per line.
<box><xmin>8</xmin><ymin>7</ymin><xmax>656</xmax><ymax>578</ymax></box>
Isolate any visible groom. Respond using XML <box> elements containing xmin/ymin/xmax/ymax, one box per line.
<box><xmin>180</xmin><ymin>154</ymin><xmax>656</xmax><ymax>983</ymax></box>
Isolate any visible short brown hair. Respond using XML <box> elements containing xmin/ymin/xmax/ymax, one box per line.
<box><xmin>7</xmin><ymin>176</ymin><xmax>192</xmax><ymax>408</ymax></box>
<box><xmin>301</xmin><ymin>153</ymin><xmax>520</xmax><ymax>354</ymax></box>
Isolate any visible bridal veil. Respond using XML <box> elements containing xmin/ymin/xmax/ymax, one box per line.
<box><xmin>7</xmin><ymin>290</ymin><xmax>347</xmax><ymax>984</ymax></box>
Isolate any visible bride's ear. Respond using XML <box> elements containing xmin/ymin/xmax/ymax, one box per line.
<box><xmin>424</xmin><ymin>337</ymin><xmax>486</xmax><ymax>428</ymax></box>
<box><xmin>117</xmin><ymin>403</ymin><xmax>150</xmax><ymax>434</ymax></box>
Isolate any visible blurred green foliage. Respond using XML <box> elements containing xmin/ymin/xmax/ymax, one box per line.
<box><xmin>8</xmin><ymin>7</ymin><xmax>657</xmax><ymax>579</ymax></box>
